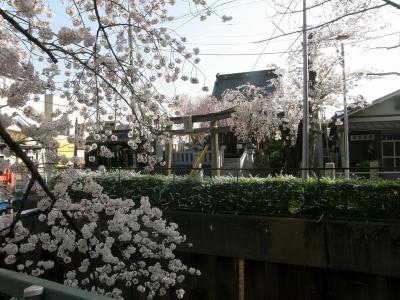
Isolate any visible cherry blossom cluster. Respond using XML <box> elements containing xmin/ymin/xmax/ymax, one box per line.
<box><xmin>1</xmin><ymin>168</ymin><xmax>200</xmax><ymax>299</ymax></box>
<box><xmin>173</xmin><ymin>80</ymin><xmax>301</xmax><ymax>146</ymax></box>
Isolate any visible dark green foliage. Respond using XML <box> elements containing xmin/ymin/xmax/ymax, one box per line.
<box><xmin>86</xmin><ymin>173</ymin><xmax>400</xmax><ymax>219</ymax></box>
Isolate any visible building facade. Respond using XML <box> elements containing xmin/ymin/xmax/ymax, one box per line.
<box><xmin>333</xmin><ymin>90</ymin><xmax>400</xmax><ymax>173</ymax></box>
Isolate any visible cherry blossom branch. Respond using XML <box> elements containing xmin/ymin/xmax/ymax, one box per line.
<box><xmin>0</xmin><ymin>118</ymin><xmax>101</xmax><ymax>287</ymax></box>
<box><xmin>93</xmin><ymin>1</ymin><xmax>138</xmax><ymax>90</ymax></box>
<box><xmin>48</xmin><ymin>43</ymin><xmax>155</xmax><ymax>131</ymax></box>
<box><xmin>0</xmin><ymin>177</ymin><xmax>36</xmax><ymax>238</ymax></box>
<box><xmin>92</xmin><ymin>3</ymin><xmax>162</xmax><ymax>109</ymax></box>
<box><xmin>0</xmin><ymin>119</ymin><xmax>87</xmax><ymax>241</ymax></box>
<box><xmin>0</xmin><ymin>8</ymin><xmax>58</xmax><ymax>63</ymax></box>
<box><xmin>0</xmin><ymin>119</ymin><xmax>56</xmax><ymax>201</ymax></box>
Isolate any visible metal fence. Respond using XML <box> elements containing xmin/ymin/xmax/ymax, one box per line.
<box><xmin>0</xmin><ymin>268</ymin><xmax>112</xmax><ymax>300</ymax></box>
<box><xmin>93</xmin><ymin>165</ymin><xmax>400</xmax><ymax>180</ymax></box>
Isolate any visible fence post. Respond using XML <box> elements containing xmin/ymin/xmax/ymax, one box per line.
<box><xmin>324</xmin><ymin>162</ymin><xmax>335</xmax><ymax>179</ymax></box>
<box><xmin>236</xmin><ymin>169</ymin><xmax>239</xmax><ymax>203</ymax></box>
<box><xmin>369</xmin><ymin>161</ymin><xmax>379</xmax><ymax>180</ymax></box>
<box><xmin>238</xmin><ymin>259</ymin><xmax>245</xmax><ymax>300</ymax></box>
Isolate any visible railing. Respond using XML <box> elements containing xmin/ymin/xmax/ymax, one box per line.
<box><xmin>0</xmin><ymin>268</ymin><xmax>112</xmax><ymax>300</ymax></box>
<box><xmin>98</xmin><ymin>165</ymin><xmax>400</xmax><ymax>180</ymax></box>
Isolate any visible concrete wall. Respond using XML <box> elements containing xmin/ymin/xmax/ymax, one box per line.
<box><xmin>165</xmin><ymin>211</ymin><xmax>400</xmax><ymax>278</ymax></box>
<box><xmin>164</xmin><ymin>211</ymin><xmax>400</xmax><ymax>300</ymax></box>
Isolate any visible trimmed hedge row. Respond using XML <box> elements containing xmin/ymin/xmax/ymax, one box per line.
<box><xmin>82</xmin><ymin>173</ymin><xmax>400</xmax><ymax>219</ymax></box>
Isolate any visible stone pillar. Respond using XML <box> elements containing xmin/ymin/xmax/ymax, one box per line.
<box><xmin>324</xmin><ymin>162</ymin><xmax>335</xmax><ymax>179</ymax></box>
<box><xmin>210</xmin><ymin>121</ymin><xmax>220</xmax><ymax>176</ymax></box>
<box><xmin>247</xmin><ymin>149</ymin><xmax>255</xmax><ymax>168</ymax></box>
<box><xmin>370</xmin><ymin>160</ymin><xmax>379</xmax><ymax>180</ymax></box>
<box><xmin>44</xmin><ymin>94</ymin><xmax>53</xmax><ymax>122</ymax></box>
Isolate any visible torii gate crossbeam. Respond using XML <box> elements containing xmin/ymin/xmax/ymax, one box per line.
<box><xmin>165</xmin><ymin>107</ymin><xmax>236</xmax><ymax>176</ymax></box>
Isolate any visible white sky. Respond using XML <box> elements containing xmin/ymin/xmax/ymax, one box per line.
<box><xmin>166</xmin><ymin>0</ymin><xmax>400</xmax><ymax>103</ymax></box>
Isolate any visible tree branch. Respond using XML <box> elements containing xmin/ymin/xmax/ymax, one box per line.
<box><xmin>0</xmin><ymin>8</ymin><xmax>58</xmax><ymax>63</ymax></box>
<box><xmin>0</xmin><ymin>118</ymin><xmax>99</xmax><ymax>287</ymax></box>
<box><xmin>383</xmin><ymin>0</ymin><xmax>400</xmax><ymax>9</ymax></box>
<box><xmin>370</xmin><ymin>44</ymin><xmax>400</xmax><ymax>50</ymax></box>
<box><xmin>0</xmin><ymin>119</ymin><xmax>58</xmax><ymax>202</ymax></box>
<box><xmin>0</xmin><ymin>177</ymin><xmax>36</xmax><ymax>238</ymax></box>
<box><xmin>367</xmin><ymin>72</ymin><xmax>400</xmax><ymax>76</ymax></box>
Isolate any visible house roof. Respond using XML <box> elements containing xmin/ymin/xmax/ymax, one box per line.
<box><xmin>348</xmin><ymin>120</ymin><xmax>400</xmax><ymax>131</ymax></box>
<box><xmin>346</xmin><ymin>89</ymin><xmax>400</xmax><ymax>118</ymax></box>
<box><xmin>211</xmin><ymin>69</ymin><xmax>277</xmax><ymax>99</ymax></box>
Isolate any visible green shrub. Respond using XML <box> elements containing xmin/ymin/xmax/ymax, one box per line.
<box><xmin>81</xmin><ymin>172</ymin><xmax>400</xmax><ymax>219</ymax></box>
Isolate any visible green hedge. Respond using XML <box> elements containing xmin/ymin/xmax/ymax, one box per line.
<box><xmin>78</xmin><ymin>172</ymin><xmax>400</xmax><ymax>219</ymax></box>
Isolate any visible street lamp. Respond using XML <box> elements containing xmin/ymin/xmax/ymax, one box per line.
<box><xmin>336</xmin><ymin>35</ymin><xmax>350</xmax><ymax>179</ymax></box>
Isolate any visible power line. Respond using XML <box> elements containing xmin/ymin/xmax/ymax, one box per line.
<box><xmin>251</xmin><ymin>0</ymin><xmax>296</xmax><ymax>70</ymax></box>
<box><xmin>252</xmin><ymin>2</ymin><xmax>389</xmax><ymax>44</ymax></box>
<box><xmin>198</xmin><ymin>50</ymin><xmax>299</xmax><ymax>56</ymax></box>
<box><xmin>182</xmin><ymin>33</ymin><xmax>299</xmax><ymax>39</ymax></box>
<box><xmin>34</xmin><ymin>99</ymin><xmax>70</xmax><ymax>108</ymax></box>
<box><xmin>183</xmin><ymin>36</ymin><xmax>301</xmax><ymax>46</ymax></box>
<box><xmin>345</xmin><ymin>31</ymin><xmax>400</xmax><ymax>45</ymax></box>
<box><xmin>185</xmin><ymin>41</ymin><xmax>261</xmax><ymax>46</ymax></box>
<box><xmin>279</xmin><ymin>32</ymin><xmax>302</xmax><ymax>57</ymax></box>
<box><xmin>274</xmin><ymin>0</ymin><xmax>330</xmax><ymax>15</ymax></box>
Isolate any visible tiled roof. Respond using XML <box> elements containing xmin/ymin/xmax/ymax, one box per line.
<box><xmin>349</xmin><ymin>120</ymin><xmax>400</xmax><ymax>130</ymax></box>
<box><xmin>211</xmin><ymin>69</ymin><xmax>277</xmax><ymax>99</ymax></box>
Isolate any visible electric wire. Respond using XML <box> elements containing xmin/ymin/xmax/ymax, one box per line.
<box><xmin>251</xmin><ymin>0</ymin><xmax>296</xmax><ymax>70</ymax></box>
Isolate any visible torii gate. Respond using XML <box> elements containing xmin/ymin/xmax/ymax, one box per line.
<box><xmin>165</xmin><ymin>107</ymin><xmax>236</xmax><ymax>176</ymax></box>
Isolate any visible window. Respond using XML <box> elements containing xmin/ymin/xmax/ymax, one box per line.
<box><xmin>382</xmin><ymin>140</ymin><xmax>400</xmax><ymax>170</ymax></box>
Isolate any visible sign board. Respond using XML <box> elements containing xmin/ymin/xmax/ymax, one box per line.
<box><xmin>350</xmin><ymin>134</ymin><xmax>375</xmax><ymax>141</ymax></box>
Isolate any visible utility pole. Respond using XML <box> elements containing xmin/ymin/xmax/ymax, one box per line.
<box><xmin>340</xmin><ymin>42</ymin><xmax>350</xmax><ymax>179</ymax></box>
<box><xmin>301</xmin><ymin>0</ymin><xmax>309</xmax><ymax>179</ymax></box>
<box><xmin>44</xmin><ymin>94</ymin><xmax>53</xmax><ymax>182</ymax></box>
